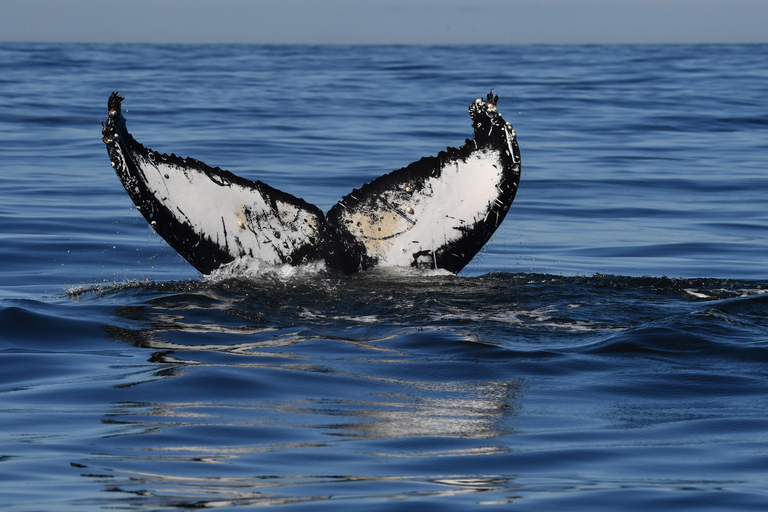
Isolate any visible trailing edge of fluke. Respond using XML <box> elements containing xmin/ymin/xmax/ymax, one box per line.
<box><xmin>102</xmin><ymin>92</ymin><xmax>521</xmax><ymax>275</ymax></box>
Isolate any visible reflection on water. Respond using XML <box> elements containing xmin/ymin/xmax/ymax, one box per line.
<box><xmin>50</xmin><ymin>272</ymin><xmax>768</xmax><ymax>509</ymax></box>
<box><xmin>77</xmin><ymin>279</ymin><xmax>527</xmax><ymax>508</ymax></box>
<box><xmin>0</xmin><ymin>271</ymin><xmax>760</xmax><ymax>510</ymax></box>
<box><xmin>75</xmin><ymin>469</ymin><xmax>520</xmax><ymax>509</ymax></box>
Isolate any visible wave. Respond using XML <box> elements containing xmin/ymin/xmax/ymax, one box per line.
<box><xmin>43</xmin><ymin>271</ymin><xmax>767</xmax><ymax>364</ymax></box>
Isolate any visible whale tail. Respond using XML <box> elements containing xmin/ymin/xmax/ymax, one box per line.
<box><xmin>102</xmin><ymin>92</ymin><xmax>520</xmax><ymax>275</ymax></box>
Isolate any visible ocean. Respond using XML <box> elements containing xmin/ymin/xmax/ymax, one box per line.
<box><xmin>1</xmin><ymin>43</ymin><xmax>767</xmax><ymax>510</ymax></box>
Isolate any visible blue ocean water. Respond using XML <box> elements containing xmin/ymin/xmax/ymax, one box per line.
<box><xmin>1</xmin><ymin>43</ymin><xmax>767</xmax><ymax>510</ymax></box>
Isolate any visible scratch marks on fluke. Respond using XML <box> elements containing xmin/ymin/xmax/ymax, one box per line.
<box><xmin>103</xmin><ymin>91</ymin><xmax>521</xmax><ymax>275</ymax></box>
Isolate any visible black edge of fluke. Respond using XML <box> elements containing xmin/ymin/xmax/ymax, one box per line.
<box><xmin>103</xmin><ymin>92</ymin><xmax>521</xmax><ymax>275</ymax></box>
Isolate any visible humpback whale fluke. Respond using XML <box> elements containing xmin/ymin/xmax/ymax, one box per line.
<box><xmin>102</xmin><ymin>92</ymin><xmax>521</xmax><ymax>275</ymax></box>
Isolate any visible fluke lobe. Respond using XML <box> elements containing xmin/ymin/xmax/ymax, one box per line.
<box><xmin>102</xmin><ymin>92</ymin><xmax>521</xmax><ymax>275</ymax></box>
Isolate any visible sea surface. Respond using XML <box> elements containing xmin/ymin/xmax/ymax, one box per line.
<box><xmin>1</xmin><ymin>43</ymin><xmax>767</xmax><ymax>511</ymax></box>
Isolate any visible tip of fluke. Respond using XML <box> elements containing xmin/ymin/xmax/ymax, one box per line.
<box><xmin>102</xmin><ymin>93</ymin><xmax>125</xmax><ymax>142</ymax></box>
<box><xmin>108</xmin><ymin>92</ymin><xmax>124</xmax><ymax>115</ymax></box>
<box><xmin>469</xmin><ymin>92</ymin><xmax>514</xmax><ymax>147</ymax></box>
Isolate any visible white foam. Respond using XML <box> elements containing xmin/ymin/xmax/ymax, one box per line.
<box><xmin>205</xmin><ymin>256</ymin><xmax>327</xmax><ymax>282</ymax></box>
<box><xmin>487</xmin><ymin>307</ymin><xmax>623</xmax><ymax>333</ymax></box>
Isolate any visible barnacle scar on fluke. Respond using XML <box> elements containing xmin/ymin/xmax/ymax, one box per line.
<box><xmin>103</xmin><ymin>91</ymin><xmax>521</xmax><ymax>275</ymax></box>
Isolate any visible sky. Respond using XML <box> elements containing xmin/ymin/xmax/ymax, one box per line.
<box><xmin>1</xmin><ymin>0</ymin><xmax>766</xmax><ymax>45</ymax></box>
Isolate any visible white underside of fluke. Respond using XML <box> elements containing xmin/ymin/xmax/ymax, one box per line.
<box><xmin>131</xmin><ymin>154</ymin><xmax>323</xmax><ymax>265</ymax></box>
<box><xmin>335</xmin><ymin>148</ymin><xmax>507</xmax><ymax>268</ymax></box>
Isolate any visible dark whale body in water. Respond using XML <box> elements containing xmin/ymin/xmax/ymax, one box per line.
<box><xmin>102</xmin><ymin>92</ymin><xmax>521</xmax><ymax>275</ymax></box>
